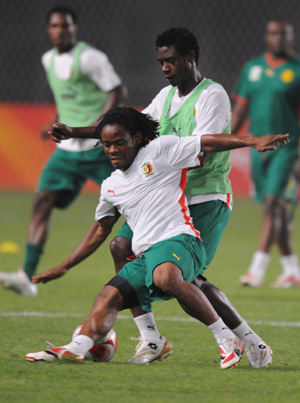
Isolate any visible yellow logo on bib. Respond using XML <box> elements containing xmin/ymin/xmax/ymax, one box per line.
<box><xmin>280</xmin><ymin>69</ymin><xmax>294</xmax><ymax>83</ymax></box>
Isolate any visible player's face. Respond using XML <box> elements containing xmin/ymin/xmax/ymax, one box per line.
<box><xmin>157</xmin><ymin>46</ymin><xmax>192</xmax><ymax>88</ymax></box>
<box><xmin>264</xmin><ymin>20</ymin><xmax>294</xmax><ymax>57</ymax></box>
<box><xmin>101</xmin><ymin>124</ymin><xmax>142</xmax><ymax>171</ymax></box>
<box><xmin>48</xmin><ymin>12</ymin><xmax>77</xmax><ymax>53</ymax></box>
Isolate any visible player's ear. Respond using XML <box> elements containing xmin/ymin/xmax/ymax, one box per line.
<box><xmin>134</xmin><ymin>131</ymin><xmax>142</xmax><ymax>144</ymax></box>
<box><xmin>187</xmin><ymin>49</ymin><xmax>195</xmax><ymax>63</ymax></box>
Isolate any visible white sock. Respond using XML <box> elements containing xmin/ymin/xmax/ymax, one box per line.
<box><xmin>248</xmin><ymin>251</ymin><xmax>270</xmax><ymax>279</ymax></box>
<box><xmin>232</xmin><ymin>319</ymin><xmax>262</xmax><ymax>346</ymax></box>
<box><xmin>63</xmin><ymin>335</ymin><xmax>94</xmax><ymax>356</ymax></box>
<box><xmin>208</xmin><ymin>318</ymin><xmax>236</xmax><ymax>345</ymax></box>
<box><xmin>279</xmin><ymin>254</ymin><xmax>300</xmax><ymax>277</ymax></box>
<box><xmin>134</xmin><ymin>312</ymin><xmax>162</xmax><ymax>342</ymax></box>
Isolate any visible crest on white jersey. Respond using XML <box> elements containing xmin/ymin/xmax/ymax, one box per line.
<box><xmin>248</xmin><ymin>66</ymin><xmax>263</xmax><ymax>82</ymax></box>
<box><xmin>139</xmin><ymin>159</ymin><xmax>157</xmax><ymax>180</ymax></box>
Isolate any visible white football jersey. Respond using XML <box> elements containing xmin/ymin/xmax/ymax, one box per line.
<box><xmin>95</xmin><ymin>135</ymin><xmax>203</xmax><ymax>254</ymax></box>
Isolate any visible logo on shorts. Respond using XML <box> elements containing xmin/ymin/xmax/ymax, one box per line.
<box><xmin>139</xmin><ymin>159</ymin><xmax>157</xmax><ymax>180</ymax></box>
<box><xmin>172</xmin><ymin>253</ymin><xmax>181</xmax><ymax>261</ymax></box>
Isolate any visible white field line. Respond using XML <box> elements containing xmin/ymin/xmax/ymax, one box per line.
<box><xmin>1</xmin><ymin>311</ymin><xmax>300</xmax><ymax>327</ymax></box>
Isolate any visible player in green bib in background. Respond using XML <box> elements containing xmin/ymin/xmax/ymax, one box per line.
<box><xmin>0</xmin><ymin>6</ymin><xmax>126</xmax><ymax>296</ymax></box>
<box><xmin>231</xmin><ymin>18</ymin><xmax>300</xmax><ymax>288</ymax></box>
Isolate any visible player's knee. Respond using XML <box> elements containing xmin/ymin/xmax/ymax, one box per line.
<box><xmin>192</xmin><ymin>274</ymin><xmax>207</xmax><ymax>290</ymax></box>
<box><xmin>105</xmin><ymin>276</ymin><xmax>140</xmax><ymax>309</ymax></box>
<box><xmin>153</xmin><ymin>264</ymin><xmax>183</xmax><ymax>295</ymax></box>
<box><xmin>110</xmin><ymin>236</ymin><xmax>133</xmax><ymax>273</ymax></box>
<box><xmin>94</xmin><ymin>285</ymin><xmax>124</xmax><ymax>311</ymax></box>
<box><xmin>264</xmin><ymin>196</ymin><xmax>285</xmax><ymax>217</ymax></box>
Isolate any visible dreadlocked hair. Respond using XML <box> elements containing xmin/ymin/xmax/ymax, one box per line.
<box><xmin>95</xmin><ymin>107</ymin><xmax>159</xmax><ymax>147</ymax></box>
<box><xmin>155</xmin><ymin>27</ymin><xmax>199</xmax><ymax>64</ymax></box>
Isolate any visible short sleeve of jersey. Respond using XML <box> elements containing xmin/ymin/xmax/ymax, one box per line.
<box><xmin>95</xmin><ymin>179</ymin><xmax>117</xmax><ymax>221</ymax></box>
<box><xmin>41</xmin><ymin>50</ymin><xmax>52</xmax><ymax>71</ymax></box>
<box><xmin>232</xmin><ymin>62</ymin><xmax>252</xmax><ymax>103</ymax></box>
<box><xmin>142</xmin><ymin>86</ymin><xmax>171</xmax><ymax>120</ymax></box>
<box><xmin>193</xmin><ymin>83</ymin><xmax>231</xmax><ymax>135</ymax></box>
<box><xmin>80</xmin><ymin>47</ymin><xmax>121</xmax><ymax>92</ymax></box>
<box><xmin>158</xmin><ymin>135</ymin><xmax>202</xmax><ymax>169</ymax></box>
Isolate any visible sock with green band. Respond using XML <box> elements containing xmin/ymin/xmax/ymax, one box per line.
<box><xmin>23</xmin><ymin>243</ymin><xmax>44</xmax><ymax>280</ymax></box>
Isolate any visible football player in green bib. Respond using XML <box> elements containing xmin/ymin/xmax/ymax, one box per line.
<box><xmin>231</xmin><ymin>18</ymin><xmax>300</xmax><ymax>288</ymax></box>
<box><xmin>0</xmin><ymin>6</ymin><xmax>126</xmax><ymax>296</ymax></box>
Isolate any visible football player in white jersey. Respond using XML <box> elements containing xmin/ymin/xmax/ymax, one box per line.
<box><xmin>26</xmin><ymin>108</ymin><xmax>288</xmax><ymax>369</ymax></box>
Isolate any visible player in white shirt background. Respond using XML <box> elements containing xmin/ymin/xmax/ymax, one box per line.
<box><xmin>26</xmin><ymin>107</ymin><xmax>288</xmax><ymax>369</ymax></box>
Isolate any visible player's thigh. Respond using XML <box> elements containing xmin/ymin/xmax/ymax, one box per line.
<box><xmin>79</xmin><ymin>147</ymin><xmax>114</xmax><ymax>185</ymax></box>
<box><xmin>264</xmin><ymin>146</ymin><xmax>298</xmax><ymax>197</ymax></box>
<box><xmin>117</xmin><ymin>258</ymin><xmax>151</xmax><ymax>311</ymax></box>
<box><xmin>251</xmin><ymin>144</ymin><xmax>298</xmax><ymax>201</ymax></box>
<box><xmin>38</xmin><ymin>149</ymin><xmax>86</xmax><ymax>209</ymax></box>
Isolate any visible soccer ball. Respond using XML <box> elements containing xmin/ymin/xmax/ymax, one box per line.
<box><xmin>72</xmin><ymin>323</ymin><xmax>118</xmax><ymax>362</ymax></box>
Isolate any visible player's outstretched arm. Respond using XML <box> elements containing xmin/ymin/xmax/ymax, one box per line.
<box><xmin>33</xmin><ymin>216</ymin><xmax>118</xmax><ymax>284</ymax></box>
<box><xmin>201</xmin><ymin>133</ymin><xmax>289</xmax><ymax>153</ymax></box>
<box><xmin>49</xmin><ymin>123</ymin><xmax>98</xmax><ymax>143</ymax></box>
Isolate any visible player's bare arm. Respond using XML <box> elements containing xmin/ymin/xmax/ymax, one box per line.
<box><xmin>100</xmin><ymin>84</ymin><xmax>127</xmax><ymax>115</ymax></box>
<box><xmin>33</xmin><ymin>215</ymin><xmax>118</xmax><ymax>284</ymax></box>
<box><xmin>201</xmin><ymin>133</ymin><xmax>289</xmax><ymax>153</ymax></box>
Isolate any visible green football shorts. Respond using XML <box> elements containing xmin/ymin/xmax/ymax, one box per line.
<box><xmin>116</xmin><ymin>234</ymin><xmax>206</xmax><ymax>312</ymax></box>
<box><xmin>116</xmin><ymin>199</ymin><xmax>231</xmax><ymax>270</ymax></box>
<box><xmin>38</xmin><ymin>147</ymin><xmax>114</xmax><ymax>208</ymax></box>
<box><xmin>251</xmin><ymin>141</ymin><xmax>299</xmax><ymax>203</ymax></box>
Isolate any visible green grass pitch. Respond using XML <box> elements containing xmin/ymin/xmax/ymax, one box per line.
<box><xmin>0</xmin><ymin>192</ymin><xmax>299</xmax><ymax>402</ymax></box>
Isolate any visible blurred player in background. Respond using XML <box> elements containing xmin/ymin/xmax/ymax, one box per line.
<box><xmin>46</xmin><ymin>28</ymin><xmax>274</xmax><ymax>368</ymax></box>
<box><xmin>231</xmin><ymin>18</ymin><xmax>300</xmax><ymax>288</ymax></box>
<box><xmin>0</xmin><ymin>5</ymin><xmax>126</xmax><ymax>296</ymax></box>
<box><xmin>26</xmin><ymin>107</ymin><xmax>287</xmax><ymax>368</ymax></box>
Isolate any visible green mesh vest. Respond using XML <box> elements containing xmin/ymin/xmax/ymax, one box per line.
<box><xmin>47</xmin><ymin>42</ymin><xmax>109</xmax><ymax>127</ymax></box>
<box><xmin>159</xmin><ymin>79</ymin><xmax>232</xmax><ymax>195</ymax></box>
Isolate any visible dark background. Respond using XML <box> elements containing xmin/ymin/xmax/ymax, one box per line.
<box><xmin>1</xmin><ymin>0</ymin><xmax>300</xmax><ymax>108</ymax></box>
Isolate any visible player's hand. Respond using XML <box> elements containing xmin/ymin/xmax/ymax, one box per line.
<box><xmin>32</xmin><ymin>265</ymin><xmax>68</xmax><ymax>284</ymax></box>
<box><xmin>254</xmin><ymin>133</ymin><xmax>289</xmax><ymax>152</ymax></box>
<box><xmin>49</xmin><ymin>122</ymin><xmax>73</xmax><ymax>143</ymax></box>
<box><xmin>40</xmin><ymin>125</ymin><xmax>53</xmax><ymax>143</ymax></box>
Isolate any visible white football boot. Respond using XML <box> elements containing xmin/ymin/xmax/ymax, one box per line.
<box><xmin>128</xmin><ymin>336</ymin><xmax>173</xmax><ymax>364</ymax></box>
<box><xmin>0</xmin><ymin>269</ymin><xmax>37</xmax><ymax>296</ymax></box>
<box><xmin>26</xmin><ymin>347</ymin><xmax>84</xmax><ymax>362</ymax></box>
<box><xmin>244</xmin><ymin>340</ymin><xmax>273</xmax><ymax>368</ymax></box>
<box><xmin>271</xmin><ymin>274</ymin><xmax>300</xmax><ymax>288</ymax></box>
<box><xmin>239</xmin><ymin>273</ymin><xmax>263</xmax><ymax>287</ymax></box>
<box><xmin>219</xmin><ymin>337</ymin><xmax>244</xmax><ymax>369</ymax></box>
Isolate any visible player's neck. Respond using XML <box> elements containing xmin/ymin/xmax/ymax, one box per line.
<box><xmin>178</xmin><ymin>72</ymin><xmax>203</xmax><ymax>97</ymax></box>
<box><xmin>56</xmin><ymin>42</ymin><xmax>77</xmax><ymax>55</ymax></box>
